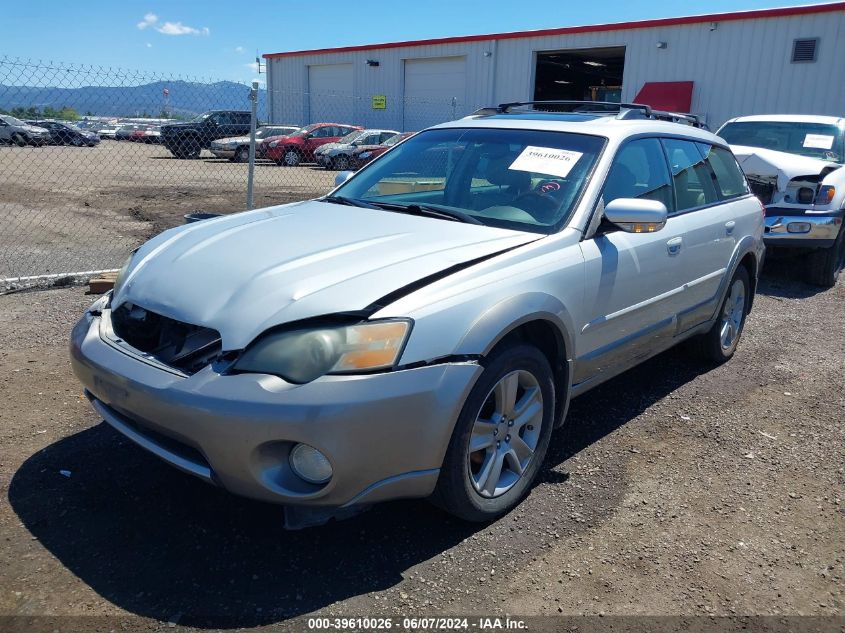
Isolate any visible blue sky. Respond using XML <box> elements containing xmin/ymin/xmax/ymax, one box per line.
<box><xmin>2</xmin><ymin>0</ymin><xmax>811</xmax><ymax>83</ymax></box>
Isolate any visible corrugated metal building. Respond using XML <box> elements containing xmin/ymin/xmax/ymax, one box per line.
<box><xmin>263</xmin><ymin>2</ymin><xmax>845</xmax><ymax>131</ymax></box>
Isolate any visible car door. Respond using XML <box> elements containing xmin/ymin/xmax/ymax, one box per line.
<box><xmin>577</xmin><ymin>137</ymin><xmax>688</xmax><ymax>384</ymax></box>
<box><xmin>304</xmin><ymin>125</ymin><xmax>333</xmax><ymax>158</ymax></box>
<box><xmin>661</xmin><ymin>138</ymin><xmax>734</xmax><ymax>331</ymax></box>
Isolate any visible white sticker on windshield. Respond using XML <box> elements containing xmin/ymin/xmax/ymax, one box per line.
<box><xmin>803</xmin><ymin>134</ymin><xmax>835</xmax><ymax>149</ymax></box>
<box><xmin>508</xmin><ymin>146</ymin><xmax>583</xmax><ymax>179</ymax></box>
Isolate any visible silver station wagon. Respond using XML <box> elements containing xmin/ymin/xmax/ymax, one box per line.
<box><xmin>71</xmin><ymin>101</ymin><xmax>765</xmax><ymax>526</ymax></box>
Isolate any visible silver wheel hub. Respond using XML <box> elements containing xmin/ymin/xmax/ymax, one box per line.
<box><xmin>720</xmin><ymin>279</ymin><xmax>746</xmax><ymax>351</ymax></box>
<box><xmin>468</xmin><ymin>370</ymin><xmax>543</xmax><ymax>499</ymax></box>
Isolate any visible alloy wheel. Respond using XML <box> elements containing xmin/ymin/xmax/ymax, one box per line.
<box><xmin>720</xmin><ymin>279</ymin><xmax>746</xmax><ymax>351</ymax></box>
<box><xmin>468</xmin><ymin>370</ymin><xmax>544</xmax><ymax>498</ymax></box>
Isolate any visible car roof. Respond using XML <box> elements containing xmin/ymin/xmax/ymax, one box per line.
<box><xmin>724</xmin><ymin>114</ymin><xmax>844</xmax><ymax>126</ymax></box>
<box><xmin>433</xmin><ymin>112</ymin><xmax>722</xmax><ymax>146</ymax></box>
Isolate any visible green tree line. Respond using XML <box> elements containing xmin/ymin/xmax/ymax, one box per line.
<box><xmin>0</xmin><ymin>105</ymin><xmax>81</xmax><ymax>120</ymax></box>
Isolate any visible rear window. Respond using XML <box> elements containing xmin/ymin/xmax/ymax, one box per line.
<box><xmin>698</xmin><ymin>144</ymin><xmax>749</xmax><ymax>200</ymax></box>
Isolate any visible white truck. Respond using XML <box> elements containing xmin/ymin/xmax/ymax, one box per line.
<box><xmin>718</xmin><ymin>114</ymin><xmax>845</xmax><ymax>287</ymax></box>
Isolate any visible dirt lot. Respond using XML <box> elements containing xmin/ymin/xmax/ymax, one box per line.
<box><xmin>0</xmin><ymin>142</ymin><xmax>335</xmax><ymax>282</ymax></box>
<box><xmin>0</xmin><ymin>258</ymin><xmax>842</xmax><ymax>630</ymax></box>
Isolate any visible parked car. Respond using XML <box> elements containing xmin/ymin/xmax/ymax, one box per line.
<box><xmin>718</xmin><ymin>114</ymin><xmax>845</xmax><ymax>287</ymax></box>
<box><xmin>28</xmin><ymin>120</ymin><xmax>100</xmax><ymax>147</ymax></box>
<box><xmin>160</xmin><ymin>110</ymin><xmax>252</xmax><ymax>159</ymax></box>
<box><xmin>264</xmin><ymin>123</ymin><xmax>362</xmax><ymax>166</ymax></box>
<box><xmin>210</xmin><ymin>125</ymin><xmax>300</xmax><ymax>162</ymax></box>
<box><xmin>315</xmin><ymin>129</ymin><xmax>399</xmax><ymax>170</ymax></box>
<box><xmin>115</xmin><ymin>124</ymin><xmax>142</xmax><ymax>142</ymax></box>
<box><xmin>70</xmin><ymin>101</ymin><xmax>763</xmax><ymax>527</ymax></box>
<box><xmin>350</xmin><ymin>131</ymin><xmax>415</xmax><ymax>169</ymax></box>
<box><xmin>95</xmin><ymin>124</ymin><xmax>120</xmax><ymax>140</ymax></box>
<box><xmin>0</xmin><ymin>114</ymin><xmax>50</xmax><ymax>146</ymax></box>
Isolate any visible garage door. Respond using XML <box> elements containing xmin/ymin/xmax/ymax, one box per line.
<box><xmin>403</xmin><ymin>56</ymin><xmax>466</xmax><ymax>132</ymax></box>
<box><xmin>308</xmin><ymin>63</ymin><xmax>353</xmax><ymax>124</ymax></box>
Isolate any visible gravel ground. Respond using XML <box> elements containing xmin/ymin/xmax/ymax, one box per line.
<box><xmin>0</xmin><ymin>142</ymin><xmax>335</xmax><ymax>282</ymax></box>
<box><xmin>0</xmin><ymin>264</ymin><xmax>842</xmax><ymax>632</ymax></box>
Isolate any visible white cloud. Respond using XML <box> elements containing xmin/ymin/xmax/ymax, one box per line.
<box><xmin>145</xmin><ymin>42</ymin><xmax>153</xmax><ymax>48</ymax></box>
<box><xmin>156</xmin><ymin>21</ymin><xmax>210</xmax><ymax>36</ymax></box>
<box><xmin>137</xmin><ymin>13</ymin><xmax>158</xmax><ymax>29</ymax></box>
<box><xmin>234</xmin><ymin>46</ymin><xmax>245</xmax><ymax>54</ymax></box>
<box><xmin>245</xmin><ymin>62</ymin><xmax>260</xmax><ymax>73</ymax></box>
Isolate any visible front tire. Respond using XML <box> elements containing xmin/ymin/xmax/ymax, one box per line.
<box><xmin>434</xmin><ymin>343</ymin><xmax>555</xmax><ymax>522</ymax></box>
<box><xmin>333</xmin><ymin>154</ymin><xmax>350</xmax><ymax>171</ymax></box>
<box><xmin>691</xmin><ymin>266</ymin><xmax>750</xmax><ymax>363</ymax></box>
<box><xmin>12</xmin><ymin>133</ymin><xmax>26</xmax><ymax>147</ymax></box>
<box><xmin>282</xmin><ymin>148</ymin><xmax>301</xmax><ymax>167</ymax></box>
<box><xmin>234</xmin><ymin>146</ymin><xmax>250</xmax><ymax>163</ymax></box>
<box><xmin>806</xmin><ymin>228</ymin><xmax>844</xmax><ymax>288</ymax></box>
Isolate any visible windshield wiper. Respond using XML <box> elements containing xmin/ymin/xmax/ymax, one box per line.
<box><xmin>321</xmin><ymin>195</ymin><xmax>382</xmax><ymax>210</ymax></box>
<box><xmin>366</xmin><ymin>201</ymin><xmax>483</xmax><ymax>225</ymax></box>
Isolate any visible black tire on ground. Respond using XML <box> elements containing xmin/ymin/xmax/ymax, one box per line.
<box><xmin>12</xmin><ymin>133</ymin><xmax>26</xmax><ymax>147</ymax></box>
<box><xmin>234</xmin><ymin>146</ymin><xmax>249</xmax><ymax>163</ymax></box>
<box><xmin>806</xmin><ymin>228</ymin><xmax>845</xmax><ymax>288</ymax></box>
<box><xmin>334</xmin><ymin>154</ymin><xmax>350</xmax><ymax>171</ymax></box>
<box><xmin>171</xmin><ymin>139</ymin><xmax>201</xmax><ymax>159</ymax></box>
<box><xmin>690</xmin><ymin>265</ymin><xmax>751</xmax><ymax>364</ymax></box>
<box><xmin>433</xmin><ymin>343</ymin><xmax>556</xmax><ymax>522</ymax></box>
<box><xmin>282</xmin><ymin>148</ymin><xmax>301</xmax><ymax>167</ymax></box>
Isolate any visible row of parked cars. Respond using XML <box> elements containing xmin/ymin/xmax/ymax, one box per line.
<box><xmin>0</xmin><ymin>114</ymin><xmax>100</xmax><ymax>147</ymax></box>
<box><xmin>211</xmin><ymin>121</ymin><xmax>414</xmax><ymax>169</ymax></box>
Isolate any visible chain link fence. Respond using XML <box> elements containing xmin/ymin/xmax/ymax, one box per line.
<box><xmin>0</xmin><ymin>57</ymin><xmax>469</xmax><ymax>290</ymax></box>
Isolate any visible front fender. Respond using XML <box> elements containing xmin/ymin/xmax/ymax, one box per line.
<box><xmin>454</xmin><ymin>292</ymin><xmax>575</xmax><ymax>361</ymax></box>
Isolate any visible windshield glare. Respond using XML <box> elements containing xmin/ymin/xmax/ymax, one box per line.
<box><xmin>333</xmin><ymin>128</ymin><xmax>605</xmax><ymax>234</ymax></box>
<box><xmin>338</xmin><ymin>131</ymin><xmax>363</xmax><ymax>144</ymax></box>
<box><xmin>2</xmin><ymin>115</ymin><xmax>25</xmax><ymax>126</ymax></box>
<box><xmin>190</xmin><ymin>113</ymin><xmax>212</xmax><ymax>123</ymax></box>
<box><xmin>719</xmin><ymin>121</ymin><xmax>844</xmax><ymax>163</ymax></box>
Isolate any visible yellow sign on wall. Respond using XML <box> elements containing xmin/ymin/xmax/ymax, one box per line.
<box><xmin>372</xmin><ymin>95</ymin><xmax>387</xmax><ymax>110</ymax></box>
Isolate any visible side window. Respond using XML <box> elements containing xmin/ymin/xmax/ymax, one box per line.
<box><xmin>212</xmin><ymin>112</ymin><xmax>233</xmax><ymax>125</ymax></box>
<box><xmin>311</xmin><ymin>126</ymin><xmax>329</xmax><ymax>138</ymax></box>
<box><xmin>662</xmin><ymin>138</ymin><xmax>719</xmax><ymax>211</ymax></box>
<box><xmin>602</xmin><ymin>138</ymin><xmax>674</xmax><ymax>211</ymax></box>
<box><xmin>380</xmin><ymin>132</ymin><xmax>394</xmax><ymax>143</ymax></box>
<box><xmin>698</xmin><ymin>143</ymin><xmax>749</xmax><ymax>200</ymax></box>
<box><xmin>235</xmin><ymin>112</ymin><xmax>251</xmax><ymax>125</ymax></box>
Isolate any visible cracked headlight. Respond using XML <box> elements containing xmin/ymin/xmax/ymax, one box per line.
<box><xmin>234</xmin><ymin>320</ymin><xmax>411</xmax><ymax>383</ymax></box>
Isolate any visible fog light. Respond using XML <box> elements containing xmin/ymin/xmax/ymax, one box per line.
<box><xmin>289</xmin><ymin>443</ymin><xmax>333</xmax><ymax>484</ymax></box>
<box><xmin>797</xmin><ymin>187</ymin><xmax>815</xmax><ymax>204</ymax></box>
<box><xmin>787</xmin><ymin>222</ymin><xmax>811</xmax><ymax>233</ymax></box>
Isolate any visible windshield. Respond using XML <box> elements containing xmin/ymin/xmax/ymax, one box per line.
<box><xmin>2</xmin><ymin>115</ymin><xmax>25</xmax><ymax>126</ymax></box>
<box><xmin>383</xmin><ymin>133</ymin><xmax>406</xmax><ymax>147</ymax></box>
<box><xmin>719</xmin><ymin>121</ymin><xmax>844</xmax><ymax>163</ymax></box>
<box><xmin>333</xmin><ymin>127</ymin><xmax>605</xmax><ymax>234</ymax></box>
<box><xmin>190</xmin><ymin>112</ymin><xmax>212</xmax><ymax>123</ymax></box>
<box><xmin>338</xmin><ymin>131</ymin><xmax>364</xmax><ymax>144</ymax></box>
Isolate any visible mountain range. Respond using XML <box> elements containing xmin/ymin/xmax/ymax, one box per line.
<box><xmin>0</xmin><ymin>79</ymin><xmax>267</xmax><ymax>119</ymax></box>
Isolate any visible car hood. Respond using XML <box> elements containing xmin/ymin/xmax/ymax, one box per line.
<box><xmin>316</xmin><ymin>142</ymin><xmax>343</xmax><ymax>153</ymax></box>
<box><xmin>115</xmin><ymin>200</ymin><xmax>540</xmax><ymax>350</ymax></box>
<box><xmin>24</xmin><ymin>125</ymin><xmax>49</xmax><ymax>134</ymax></box>
<box><xmin>731</xmin><ymin>144</ymin><xmax>843</xmax><ymax>191</ymax></box>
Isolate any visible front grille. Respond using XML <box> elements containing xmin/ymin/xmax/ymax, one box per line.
<box><xmin>110</xmin><ymin>303</ymin><xmax>222</xmax><ymax>375</ymax></box>
<box><xmin>748</xmin><ymin>178</ymin><xmax>775</xmax><ymax>205</ymax></box>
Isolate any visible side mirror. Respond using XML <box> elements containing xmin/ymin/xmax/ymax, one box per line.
<box><xmin>604</xmin><ymin>198</ymin><xmax>668</xmax><ymax>233</ymax></box>
<box><xmin>334</xmin><ymin>170</ymin><xmax>354</xmax><ymax>187</ymax></box>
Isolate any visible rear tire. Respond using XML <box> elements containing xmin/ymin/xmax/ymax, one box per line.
<box><xmin>806</xmin><ymin>229</ymin><xmax>844</xmax><ymax>288</ymax></box>
<box><xmin>690</xmin><ymin>266</ymin><xmax>750</xmax><ymax>364</ymax></box>
<box><xmin>433</xmin><ymin>343</ymin><xmax>555</xmax><ymax>522</ymax></box>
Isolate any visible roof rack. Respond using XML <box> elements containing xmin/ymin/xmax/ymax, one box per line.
<box><xmin>470</xmin><ymin>100</ymin><xmax>707</xmax><ymax>128</ymax></box>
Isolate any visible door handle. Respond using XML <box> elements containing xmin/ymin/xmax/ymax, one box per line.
<box><xmin>666</xmin><ymin>236</ymin><xmax>683</xmax><ymax>255</ymax></box>
<box><xmin>725</xmin><ymin>220</ymin><xmax>736</xmax><ymax>235</ymax></box>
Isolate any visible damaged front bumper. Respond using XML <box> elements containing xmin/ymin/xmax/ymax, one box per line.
<box><xmin>69</xmin><ymin>303</ymin><xmax>481</xmax><ymax>512</ymax></box>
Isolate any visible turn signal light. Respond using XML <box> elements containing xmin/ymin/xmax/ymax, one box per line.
<box><xmin>787</xmin><ymin>222</ymin><xmax>811</xmax><ymax>233</ymax></box>
<box><xmin>815</xmin><ymin>185</ymin><xmax>836</xmax><ymax>205</ymax></box>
